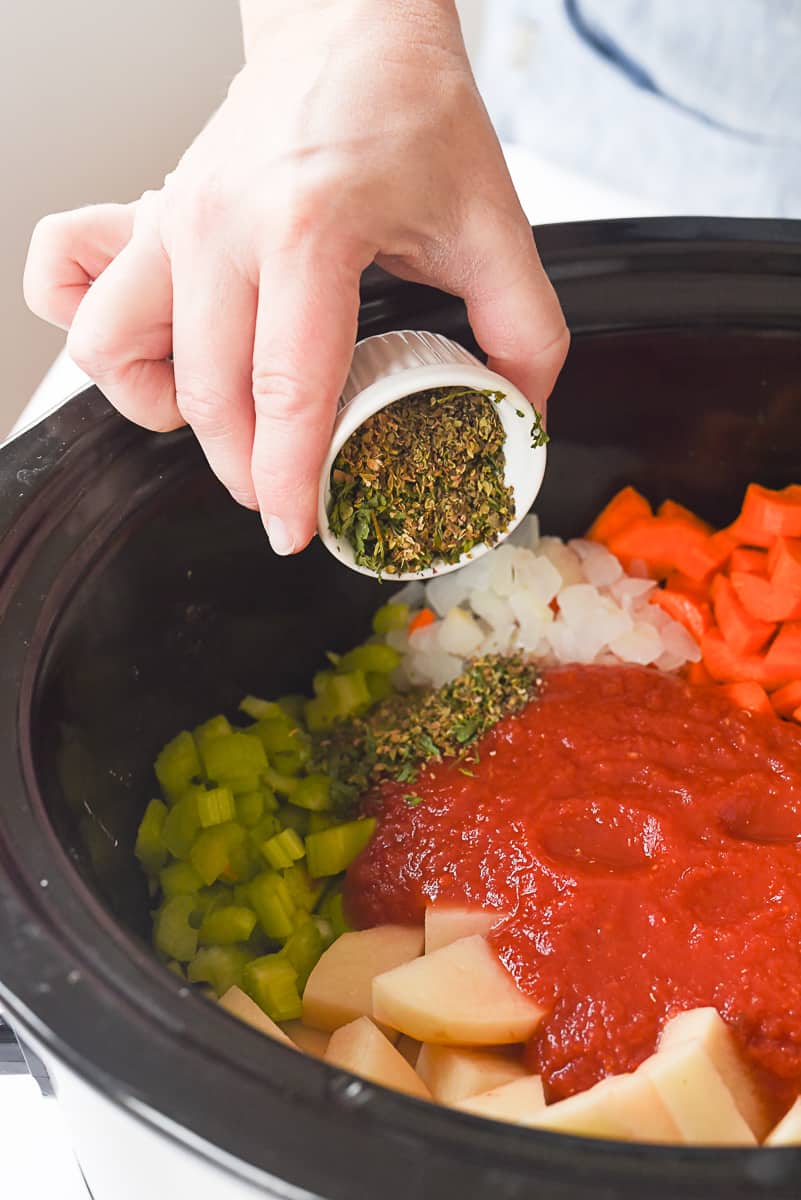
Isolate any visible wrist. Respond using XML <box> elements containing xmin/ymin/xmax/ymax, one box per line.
<box><xmin>240</xmin><ymin>0</ymin><xmax>458</xmax><ymax>60</ymax></box>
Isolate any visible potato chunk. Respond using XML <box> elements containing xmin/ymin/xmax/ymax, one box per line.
<box><xmin>303</xmin><ymin>925</ymin><xmax>424</xmax><ymax>1032</ymax></box>
<box><xmin>424</xmin><ymin>905</ymin><xmax>502</xmax><ymax>954</ymax></box>
<box><xmin>417</xmin><ymin>1044</ymin><xmax>527</xmax><ymax>1104</ymax></box>
<box><xmin>372</xmin><ymin>934</ymin><xmax>544</xmax><ymax>1045</ymax></box>
<box><xmin>658</xmin><ymin>1007</ymin><xmax>771</xmax><ymax>1139</ymax></box>
<box><xmin>528</xmin><ymin>1072</ymin><xmax>679</xmax><ymax>1142</ymax></box>
<box><xmin>456</xmin><ymin>1075</ymin><xmax>545</xmax><ymax>1124</ymax></box>
<box><xmin>325</xmin><ymin>1016</ymin><xmax>431</xmax><ymax>1100</ymax></box>
<box><xmin>638</xmin><ymin>1040</ymin><xmax>756</xmax><ymax>1145</ymax></box>
<box><xmin>765</xmin><ymin>1097</ymin><xmax>801</xmax><ymax>1146</ymax></box>
<box><xmin>281</xmin><ymin>1021</ymin><xmax>330</xmax><ymax>1058</ymax></box>
<box><xmin>219</xmin><ymin>986</ymin><xmax>294</xmax><ymax>1047</ymax></box>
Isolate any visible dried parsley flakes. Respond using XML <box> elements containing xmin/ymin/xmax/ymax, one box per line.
<box><xmin>328</xmin><ymin>387</ymin><xmax>515</xmax><ymax>575</ymax></box>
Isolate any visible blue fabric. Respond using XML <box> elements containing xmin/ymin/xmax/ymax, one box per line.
<box><xmin>478</xmin><ymin>0</ymin><xmax>801</xmax><ymax>217</ymax></box>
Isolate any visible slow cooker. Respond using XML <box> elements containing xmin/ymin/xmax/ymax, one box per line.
<box><xmin>1</xmin><ymin>217</ymin><xmax>801</xmax><ymax>1199</ymax></box>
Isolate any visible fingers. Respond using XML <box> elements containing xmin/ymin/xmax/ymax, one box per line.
<box><xmin>23</xmin><ymin>203</ymin><xmax>136</xmax><ymax>330</ymax></box>
<box><xmin>171</xmin><ymin>253</ymin><xmax>259</xmax><ymax>507</ymax></box>
<box><xmin>66</xmin><ymin>205</ymin><xmax>181</xmax><ymax>433</ymax></box>
<box><xmin>250</xmin><ymin>252</ymin><xmax>362</xmax><ymax>554</ymax></box>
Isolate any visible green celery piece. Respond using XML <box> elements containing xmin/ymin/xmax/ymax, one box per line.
<box><xmin>159</xmin><ymin>861</ymin><xmax>203</xmax><ymax>898</ymax></box>
<box><xmin>319</xmin><ymin>887</ymin><xmax>352</xmax><ymax>937</ymax></box>
<box><xmin>249</xmin><ymin>813</ymin><xmax>282</xmax><ymax>848</ymax></box>
<box><xmin>199</xmin><ymin>904</ymin><xmax>258</xmax><ymax>945</ymax></box>
<box><xmin>243</xmin><ymin>955</ymin><xmax>302</xmax><ymax>1021</ymax></box>
<box><xmin>282</xmin><ymin>863</ymin><xmax>323</xmax><ymax>912</ymax></box>
<box><xmin>313</xmin><ymin>669</ymin><xmax>334</xmax><ymax>698</ymax></box>
<box><xmin>271</xmin><ymin>749</ymin><xmax>306</xmax><ymax>777</ymax></box>
<box><xmin>155</xmin><ymin>731</ymin><xmax>201</xmax><ymax>804</ymax></box>
<box><xmin>337</xmin><ymin>643</ymin><xmax>400</xmax><ymax>676</ymax></box>
<box><xmin>194</xmin><ymin>714</ymin><xmax>233</xmax><ymax>754</ymax></box>
<box><xmin>165</xmin><ymin>960</ymin><xmax>186</xmax><ymax>978</ymax></box>
<box><xmin>366</xmin><ymin>671</ymin><xmax>393</xmax><ymax>703</ymax></box>
<box><xmin>307</xmin><ymin>811</ymin><xmax>337</xmax><ymax>834</ymax></box>
<box><xmin>277</xmin><ymin>803</ymin><xmax>309</xmax><ymax>837</ymax></box>
<box><xmin>191</xmin><ymin>884</ymin><xmax>229</xmax><ymax>922</ymax></box>
<box><xmin>235</xmin><ymin>789</ymin><xmax>265</xmax><ymax>828</ymax></box>
<box><xmin>290</xmin><ymin>773</ymin><xmax>332</xmax><ymax>812</ymax></box>
<box><xmin>327</xmin><ymin>669</ymin><xmax>371</xmax><ymax>718</ymax></box>
<box><xmin>232</xmin><ymin>883</ymin><xmax>251</xmax><ymax>907</ymax></box>
<box><xmin>277</xmin><ymin>694</ymin><xmax>306</xmax><ymax>723</ymax></box>
<box><xmin>189</xmin><ymin>821</ymin><xmax>245</xmax><ymax>886</ymax></box>
<box><xmin>197</xmin><ymin>786</ymin><xmax>236</xmax><ymax>828</ymax></box>
<box><xmin>154</xmin><ymin>895</ymin><xmax>198</xmax><ymax>962</ymax></box>
<box><xmin>372</xmin><ymin>602</ymin><xmax>409</xmax><ymax>636</ymax></box>
<box><xmin>135</xmin><ymin>798</ymin><xmax>168</xmax><ymax>875</ymax></box>
<box><xmin>249</xmin><ymin>871</ymin><xmax>296</xmax><ymax>940</ymax></box>
<box><xmin>239</xmin><ymin>696</ymin><xmax>282</xmax><ymax>721</ymax></box>
<box><xmin>261</xmin><ymin>827</ymin><xmax>306</xmax><ymax>871</ymax></box>
<box><xmin>202</xmin><ymin>732</ymin><xmax>268</xmax><ymax>792</ymax></box>
<box><xmin>311</xmin><ymin>915</ymin><xmax>335</xmax><ymax>950</ymax></box>
<box><xmin>263</xmin><ymin>765</ymin><xmax>299</xmax><ymax>797</ymax></box>
<box><xmin>250</xmin><ymin>715</ymin><xmax>309</xmax><ymax>760</ymax></box>
<box><xmin>225</xmin><ymin>834</ymin><xmax>262</xmax><ymax>884</ymax></box>
<box><xmin>303</xmin><ymin>695</ymin><xmax>337</xmax><ymax>733</ymax></box>
<box><xmin>187</xmin><ymin>945</ymin><xmax>249</xmax><ymax>995</ymax></box>
<box><xmin>282</xmin><ymin>915</ymin><xmax>324</xmax><ymax>989</ymax></box>
<box><xmin>305</xmin><ymin>818</ymin><xmax>376</xmax><ymax>878</ymax></box>
<box><xmin>163</xmin><ymin>791</ymin><xmax>201</xmax><ymax>861</ymax></box>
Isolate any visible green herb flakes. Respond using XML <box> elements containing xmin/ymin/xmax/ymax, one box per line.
<box><xmin>327</xmin><ymin>387</ymin><xmax>516</xmax><ymax>575</ymax></box>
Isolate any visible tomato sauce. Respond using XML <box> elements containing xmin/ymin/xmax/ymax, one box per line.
<box><xmin>345</xmin><ymin>665</ymin><xmax>801</xmax><ymax>1109</ymax></box>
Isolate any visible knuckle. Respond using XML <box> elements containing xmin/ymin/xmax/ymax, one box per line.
<box><xmin>170</xmin><ymin>179</ymin><xmax>229</xmax><ymax>241</ymax></box>
<box><xmin>174</xmin><ymin>382</ymin><xmax>232</xmax><ymax>435</ymax></box>
<box><xmin>251</xmin><ymin>367</ymin><xmax>308</xmax><ymax>424</ymax></box>
<box><xmin>66</xmin><ymin>319</ymin><xmax>115</xmax><ymax>377</ymax></box>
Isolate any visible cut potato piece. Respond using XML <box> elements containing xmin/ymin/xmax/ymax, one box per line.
<box><xmin>638</xmin><ymin>1040</ymin><xmax>756</xmax><ymax>1145</ymax></box>
<box><xmin>281</xmin><ymin>1021</ymin><xmax>329</xmax><ymax>1058</ymax></box>
<box><xmin>372</xmin><ymin>934</ymin><xmax>544</xmax><ymax>1045</ymax></box>
<box><xmin>456</xmin><ymin>1075</ymin><xmax>545</xmax><ymax>1124</ymax></box>
<box><xmin>424</xmin><ymin>905</ymin><xmax>502</xmax><ymax>954</ymax></box>
<box><xmin>417</xmin><ymin>1044</ymin><xmax>527</xmax><ymax>1105</ymax></box>
<box><xmin>528</xmin><ymin>1072</ymin><xmax>679</xmax><ymax>1142</ymax></box>
<box><xmin>765</xmin><ymin>1097</ymin><xmax>801</xmax><ymax>1146</ymax></box>
<box><xmin>396</xmin><ymin>1035</ymin><xmax>422</xmax><ymax>1068</ymax></box>
<box><xmin>303</xmin><ymin>925</ymin><xmax>424</xmax><ymax>1033</ymax></box>
<box><xmin>325</xmin><ymin>1017</ymin><xmax>431</xmax><ymax>1100</ymax></box>
<box><xmin>219</xmin><ymin>986</ymin><xmax>294</xmax><ymax>1047</ymax></box>
<box><xmin>659</xmin><ymin>1007</ymin><xmax>771</xmax><ymax>1139</ymax></box>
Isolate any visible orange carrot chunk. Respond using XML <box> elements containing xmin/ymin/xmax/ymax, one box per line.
<box><xmin>607</xmin><ymin>517</ymin><xmax>708</xmax><ymax>579</ymax></box>
<box><xmin>678</xmin><ymin>528</ymin><xmax>737</xmax><ymax>582</ymax></box>
<box><xmin>768</xmin><ymin>537</ymin><xmax>801</xmax><ymax>593</ymax></box>
<box><xmin>730</xmin><ymin>570</ymin><xmax>801</xmax><ymax>623</ymax></box>
<box><xmin>792</xmin><ymin>706</ymin><xmax>801</xmax><ymax>726</ymax></box>
<box><xmin>700</xmin><ymin>629</ymin><xmax>772</xmax><ymax>686</ymax></box>
<box><xmin>686</xmin><ymin>660</ymin><xmax>714</xmax><ymax>686</ymax></box>
<box><xmin>657</xmin><ymin>499</ymin><xmax>713</xmax><ymax>534</ymax></box>
<box><xmin>729</xmin><ymin>483</ymin><xmax>801</xmax><ymax>548</ymax></box>
<box><xmin>408</xmin><ymin>607</ymin><xmax>436</xmax><ymax>635</ymax></box>
<box><xmin>586</xmin><ymin>485</ymin><xmax>652</xmax><ymax>544</ymax></box>
<box><xmin>650</xmin><ymin>588</ymin><xmax>711</xmax><ymax>642</ymax></box>
<box><xmin>763</xmin><ymin>621</ymin><xmax>801</xmax><ymax>678</ymax></box>
<box><xmin>770</xmin><ymin>679</ymin><xmax>801</xmax><ymax>718</ymax></box>
<box><xmin>719</xmin><ymin>681</ymin><xmax>774</xmax><ymax>717</ymax></box>
<box><xmin>728</xmin><ymin>547</ymin><xmax>768</xmax><ymax>575</ymax></box>
<box><xmin>711</xmin><ymin>574</ymin><xmax>776</xmax><ymax>656</ymax></box>
<box><xmin>664</xmin><ymin>571</ymin><xmax>709</xmax><ymax>601</ymax></box>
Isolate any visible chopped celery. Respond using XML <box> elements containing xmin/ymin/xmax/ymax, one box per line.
<box><xmin>163</xmin><ymin>791</ymin><xmax>201</xmax><ymax>861</ymax></box>
<box><xmin>243</xmin><ymin>955</ymin><xmax>302</xmax><ymax>1021</ymax></box>
<box><xmin>201</xmin><ymin>732</ymin><xmax>268</xmax><ymax>792</ymax></box>
<box><xmin>303</xmin><ymin>695</ymin><xmax>337</xmax><ymax>733</ymax></box>
<box><xmin>197</xmin><ymin>786</ymin><xmax>236</xmax><ymax>828</ymax></box>
<box><xmin>372</xmin><ymin>602</ymin><xmax>409</xmax><ymax>636</ymax></box>
<box><xmin>248</xmin><ymin>813</ymin><xmax>283</xmax><ymax>848</ymax></box>
<box><xmin>249</xmin><ymin>871</ymin><xmax>295</xmax><ymax>940</ymax></box>
<box><xmin>135</xmin><ymin>798</ymin><xmax>168</xmax><ymax>875</ymax></box>
<box><xmin>282</xmin><ymin>915</ymin><xmax>324</xmax><ymax>989</ymax></box>
<box><xmin>199</xmin><ymin>905</ymin><xmax>258</xmax><ymax>945</ymax></box>
<box><xmin>232</xmin><ymin>883</ymin><xmax>251</xmax><ymax>907</ymax></box>
<box><xmin>312</xmin><ymin>915</ymin><xmax>335</xmax><ymax>949</ymax></box>
<box><xmin>282</xmin><ymin>863</ymin><xmax>323</xmax><ymax>911</ymax></box>
<box><xmin>261</xmin><ymin>827</ymin><xmax>306</xmax><ymax>870</ymax></box>
<box><xmin>154</xmin><ymin>895</ymin><xmax>198</xmax><ymax>962</ymax></box>
<box><xmin>187</xmin><ymin>945</ymin><xmax>249</xmax><ymax>995</ymax></box>
<box><xmin>250</xmin><ymin>715</ymin><xmax>309</xmax><ymax>760</ymax></box>
<box><xmin>290</xmin><ymin>773</ymin><xmax>332</xmax><ymax>812</ymax></box>
<box><xmin>366</xmin><ymin>671</ymin><xmax>393</xmax><ymax>703</ymax></box>
<box><xmin>166</xmin><ymin>960</ymin><xmax>186</xmax><ymax>978</ymax></box>
<box><xmin>191</xmin><ymin>885</ymin><xmax>229</xmax><ymax>921</ymax></box>
<box><xmin>224</xmin><ymin>835</ymin><xmax>262</xmax><ymax>884</ymax></box>
<box><xmin>239</xmin><ymin>695</ymin><xmax>282</xmax><ymax>721</ymax></box>
<box><xmin>271</xmin><ymin>749</ymin><xmax>306</xmax><ymax>777</ymax></box>
<box><xmin>313</xmin><ymin>669</ymin><xmax>334</xmax><ymax>698</ymax></box>
<box><xmin>337</xmin><ymin>643</ymin><xmax>400</xmax><ymax>675</ymax></box>
<box><xmin>319</xmin><ymin>886</ymin><xmax>352</xmax><ymax>937</ymax></box>
<box><xmin>277</xmin><ymin>694</ymin><xmax>306</xmax><ymax>723</ymax></box>
<box><xmin>155</xmin><ymin>731</ymin><xmax>201</xmax><ymax>803</ymax></box>
<box><xmin>194</xmin><ymin>714</ymin><xmax>233</xmax><ymax>759</ymax></box>
<box><xmin>263</xmin><ymin>765</ymin><xmax>299</xmax><ymax>797</ymax></box>
<box><xmin>159</xmin><ymin>861</ymin><xmax>203</xmax><ymax>898</ymax></box>
<box><xmin>235</xmin><ymin>789</ymin><xmax>265</xmax><ymax>828</ymax></box>
<box><xmin>326</xmin><ymin>669</ymin><xmax>371</xmax><ymax>717</ymax></box>
<box><xmin>189</xmin><ymin>821</ymin><xmax>245</xmax><ymax>886</ymax></box>
<box><xmin>307</xmin><ymin>811</ymin><xmax>338</xmax><ymax>834</ymax></box>
<box><xmin>277</xmin><ymin>804</ymin><xmax>309</xmax><ymax>837</ymax></box>
<box><xmin>305</xmin><ymin>818</ymin><xmax>376</xmax><ymax>878</ymax></box>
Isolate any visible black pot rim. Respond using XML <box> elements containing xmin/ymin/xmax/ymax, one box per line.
<box><xmin>2</xmin><ymin>216</ymin><xmax>801</xmax><ymax>1199</ymax></box>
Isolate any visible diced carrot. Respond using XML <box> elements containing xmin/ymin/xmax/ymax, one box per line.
<box><xmin>792</xmin><ymin>706</ymin><xmax>801</xmax><ymax>725</ymax></box>
<box><xmin>711</xmin><ymin>574</ymin><xmax>776</xmax><ymax>656</ymax></box>
<box><xmin>586</xmin><ymin>486</ymin><xmax>652</xmax><ymax>544</ymax></box>
<box><xmin>718</xmin><ymin>681</ymin><xmax>774</xmax><ymax>717</ymax></box>
<box><xmin>730</xmin><ymin>571</ymin><xmax>801</xmax><ymax>622</ymax></box>
<box><xmin>408</xmin><ymin>607</ymin><xmax>436</xmax><ymax>635</ymax></box>
<box><xmin>770</xmin><ymin>680</ymin><xmax>801</xmax><ymax>718</ymax></box>
<box><xmin>768</xmin><ymin>537</ymin><xmax>801</xmax><ymax>593</ymax></box>
<box><xmin>729</xmin><ymin>483</ymin><xmax>801</xmax><ymax>548</ymax></box>
<box><xmin>607</xmin><ymin>517</ymin><xmax>708</xmax><ymax>579</ymax></box>
<box><xmin>700</xmin><ymin>629</ymin><xmax>772</xmax><ymax>686</ymax></box>
<box><xmin>678</xmin><ymin>528</ymin><xmax>738</xmax><ymax>583</ymax></box>
<box><xmin>686</xmin><ymin>660</ymin><xmax>713</xmax><ymax>686</ymax></box>
<box><xmin>664</xmin><ymin>571</ymin><xmax>709</xmax><ymax>601</ymax></box>
<box><xmin>650</xmin><ymin>588</ymin><xmax>711</xmax><ymax>642</ymax></box>
<box><xmin>763</xmin><ymin>622</ymin><xmax>801</xmax><ymax>679</ymax></box>
<box><xmin>728</xmin><ymin>547</ymin><xmax>768</xmax><ymax>575</ymax></box>
<box><xmin>657</xmin><ymin>499</ymin><xmax>713</xmax><ymax>535</ymax></box>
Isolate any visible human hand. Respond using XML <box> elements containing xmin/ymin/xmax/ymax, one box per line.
<box><xmin>24</xmin><ymin>0</ymin><xmax>568</xmax><ymax>555</ymax></box>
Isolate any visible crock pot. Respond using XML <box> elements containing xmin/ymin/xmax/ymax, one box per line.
<box><xmin>1</xmin><ymin>217</ymin><xmax>801</xmax><ymax>1200</ymax></box>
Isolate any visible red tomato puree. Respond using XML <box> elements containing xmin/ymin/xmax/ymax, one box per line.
<box><xmin>345</xmin><ymin>664</ymin><xmax>801</xmax><ymax>1109</ymax></box>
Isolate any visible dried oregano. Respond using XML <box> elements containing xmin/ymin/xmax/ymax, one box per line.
<box><xmin>327</xmin><ymin>387</ymin><xmax>516</xmax><ymax>575</ymax></box>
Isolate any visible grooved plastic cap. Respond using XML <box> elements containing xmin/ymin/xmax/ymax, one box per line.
<box><xmin>317</xmin><ymin>330</ymin><xmax>547</xmax><ymax>581</ymax></box>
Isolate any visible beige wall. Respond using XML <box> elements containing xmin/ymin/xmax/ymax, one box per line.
<box><xmin>1</xmin><ymin>0</ymin><xmax>484</xmax><ymax>436</ymax></box>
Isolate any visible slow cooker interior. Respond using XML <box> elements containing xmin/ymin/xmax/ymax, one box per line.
<box><xmin>31</xmin><ymin>326</ymin><xmax>801</xmax><ymax>944</ymax></box>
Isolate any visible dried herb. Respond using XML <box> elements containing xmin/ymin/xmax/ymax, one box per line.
<box><xmin>328</xmin><ymin>387</ymin><xmax>516</xmax><ymax>575</ymax></box>
<box><xmin>311</xmin><ymin>654</ymin><xmax>542</xmax><ymax>810</ymax></box>
<box><xmin>530</xmin><ymin>409</ymin><xmax>549</xmax><ymax>450</ymax></box>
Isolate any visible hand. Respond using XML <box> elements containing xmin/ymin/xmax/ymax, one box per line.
<box><xmin>23</xmin><ymin>0</ymin><xmax>569</xmax><ymax>556</ymax></box>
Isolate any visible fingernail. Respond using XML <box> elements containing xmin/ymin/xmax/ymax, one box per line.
<box><xmin>265</xmin><ymin>514</ymin><xmax>295</xmax><ymax>556</ymax></box>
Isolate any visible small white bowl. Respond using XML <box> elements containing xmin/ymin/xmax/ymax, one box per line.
<box><xmin>317</xmin><ymin>330</ymin><xmax>547</xmax><ymax>581</ymax></box>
